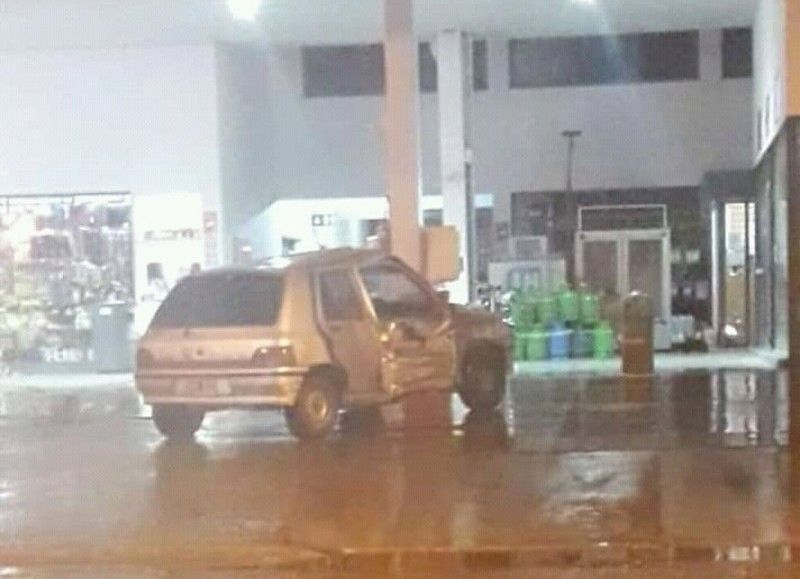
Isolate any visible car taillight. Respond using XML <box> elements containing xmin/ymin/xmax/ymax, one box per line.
<box><xmin>252</xmin><ymin>346</ymin><xmax>296</xmax><ymax>368</ymax></box>
<box><xmin>136</xmin><ymin>348</ymin><xmax>155</xmax><ymax>369</ymax></box>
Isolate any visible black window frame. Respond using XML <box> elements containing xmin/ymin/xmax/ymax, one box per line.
<box><xmin>509</xmin><ymin>30</ymin><xmax>700</xmax><ymax>89</ymax></box>
<box><xmin>722</xmin><ymin>27</ymin><xmax>753</xmax><ymax>79</ymax></box>
<box><xmin>301</xmin><ymin>43</ymin><xmax>386</xmax><ymax>98</ymax></box>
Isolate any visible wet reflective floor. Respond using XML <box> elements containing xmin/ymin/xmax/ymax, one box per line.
<box><xmin>3</xmin><ymin>370</ymin><xmax>800</xmax><ymax>576</ymax></box>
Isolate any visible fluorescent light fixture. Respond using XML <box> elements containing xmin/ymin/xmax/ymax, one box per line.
<box><xmin>227</xmin><ymin>0</ymin><xmax>262</xmax><ymax>22</ymax></box>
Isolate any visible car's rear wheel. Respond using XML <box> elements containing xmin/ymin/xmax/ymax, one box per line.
<box><xmin>152</xmin><ymin>405</ymin><xmax>205</xmax><ymax>440</ymax></box>
<box><xmin>285</xmin><ymin>373</ymin><xmax>340</xmax><ymax>440</ymax></box>
<box><xmin>457</xmin><ymin>346</ymin><xmax>506</xmax><ymax>412</ymax></box>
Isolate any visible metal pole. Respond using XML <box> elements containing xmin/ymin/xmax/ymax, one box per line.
<box><xmin>563</xmin><ymin>130</ymin><xmax>582</xmax><ymax>195</ymax></box>
<box><xmin>562</xmin><ymin>130</ymin><xmax>582</xmax><ymax>285</ymax></box>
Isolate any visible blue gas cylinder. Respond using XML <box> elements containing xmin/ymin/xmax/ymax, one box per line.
<box><xmin>548</xmin><ymin>322</ymin><xmax>573</xmax><ymax>360</ymax></box>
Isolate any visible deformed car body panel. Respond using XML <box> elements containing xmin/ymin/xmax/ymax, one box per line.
<box><xmin>135</xmin><ymin>248</ymin><xmax>510</xmax><ymax>413</ymax></box>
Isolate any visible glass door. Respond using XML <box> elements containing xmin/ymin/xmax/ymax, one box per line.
<box><xmin>581</xmin><ymin>240</ymin><xmax>620</xmax><ymax>298</ymax></box>
<box><xmin>628</xmin><ymin>239</ymin><xmax>666</xmax><ymax>321</ymax></box>
<box><xmin>716</xmin><ymin>201</ymin><xmax>757</xmax><ymax>347</ymax></box>
<box><xmin>578</xmin><ymin>230</ymin><xmax>671</xmax><ymax>327</ymax></box>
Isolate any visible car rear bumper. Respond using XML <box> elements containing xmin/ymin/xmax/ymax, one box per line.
<box><xmin>136</xmin><ymin>369</ymin><xmax>306</xmax><ymax>408</ymax></box>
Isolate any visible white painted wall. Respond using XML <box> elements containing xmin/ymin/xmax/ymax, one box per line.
<box><xmin>215</xmin><ymin>44</ymin><xmax>271</xmax><ymax>260</ymax></box>
<box><xmin>250</xmin><ymin>37</ymin><xmax>753</xmax><ymax>228</ymax></box>
<box><xmin>0</xmin><ymin>34</ymin><xmax>754</xmax><ymax>265</ymax></box>
<box><xmin>0</xmin><ymin>45</ymin><xmax>222</xmax><ymax>212</ymax></box>
<box><xmin>256</xmin><ymin>46</ymin><xmax>388</xmax><ymax>202</ymax></box>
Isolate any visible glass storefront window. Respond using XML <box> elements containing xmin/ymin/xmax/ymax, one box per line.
<box><xmin>0</xmin><ymin>193</ymin><xmax>133</xmax><ymax>372</ymax></box>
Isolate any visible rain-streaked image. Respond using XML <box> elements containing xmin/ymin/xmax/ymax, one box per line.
<box><xmin>1</xmin><ymin>1</ymin><xmax>799</xmax><ymax>577</ymax></box>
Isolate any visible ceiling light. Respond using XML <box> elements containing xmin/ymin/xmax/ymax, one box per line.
<box><xmin>227</xmin><ymin>0</ymin><xmax>262</xmax><ymax>22</ymax></box>
<box><xmin>572</xmin><ymin>0</ymin><xmax>596</xmax><ymax>5</ymax></box>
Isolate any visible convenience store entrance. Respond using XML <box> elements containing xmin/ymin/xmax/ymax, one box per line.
<box><xmin>0</xmin><ymin>192</ymin><xmax>133</xmax><ymax>373</ymax></box>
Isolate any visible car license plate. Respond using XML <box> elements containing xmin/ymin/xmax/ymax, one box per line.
<box><xmin>175</xmin><ymin>379</ymin><xmax>219</xmax><ymax>396</ymax></box>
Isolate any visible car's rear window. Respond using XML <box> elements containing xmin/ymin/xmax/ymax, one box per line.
<box><xmin>150</xmin><ymin>272</ymin><xmax>283</xmax><ymax>329</ymax></box>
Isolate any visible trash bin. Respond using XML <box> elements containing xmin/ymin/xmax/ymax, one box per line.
<box><xmin>620</xmin><ymin>292</ymin><xmax>654</xmax><ymax>376</ymax></box>
<box><xmin>92</xmin><ymin>301</ymin><xmax>132</xmax><ymax>373</ymax></box>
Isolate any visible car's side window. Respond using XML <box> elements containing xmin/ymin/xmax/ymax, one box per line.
<box><xmin>359</xmin><ymin>263</ymin><xmax>437</xmax><ymax>321</ymax></box>
<box><xmin>318</xmin><ymin>270</ymin><xmax>363</xmax><ymax>321</ymax></box>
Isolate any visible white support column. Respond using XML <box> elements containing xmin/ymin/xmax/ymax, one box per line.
<box><xmin>384</xmin><ymin>0</ymin><xmax>421</xmax><ymax>271</ymax></box>
<box><xmin>384</xmin><ymin>0</ymin><xmax>451</xmax><ymax>430</ymax></box>
<box><xmin>699</xmin><ymin>29</ymin><xmax>723</xmax><ymax>82</ymax></box>
<box><xmin>435</xmin><ymin>30</ymin><xmax>473</xmax><ymax>304</ymax></box>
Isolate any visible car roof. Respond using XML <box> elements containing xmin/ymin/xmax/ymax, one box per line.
<box><xmin>188</xmin><ymin>249</ymin><xmax>392</xmax><ymax>279</ymax></box>
<box><xmin>258</xmin><ymin>247</ymin><xmax>388</xmax><ymax>272</ymax></box>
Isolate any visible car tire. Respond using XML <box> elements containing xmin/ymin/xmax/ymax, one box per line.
<box><xmin>285</xmin><ymin>373</ymin><xmax>340</xmax><ymax>440</ymax></box>
<box><xmin>152</xmin><ymin>405</ymin><xmax>205</xmax><ymax>440</ymax></box>
<box><xmin>457</xmin><ymin>347</ymin><xmax>506</xmax><ymax>412</ymax></box>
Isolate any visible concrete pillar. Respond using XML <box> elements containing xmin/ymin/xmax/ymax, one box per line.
<box><xmin>384</xmin><ymin>0</ymin><xmax>451</xmax><ymax>430</ymax></box>
<box><xmin>383</xmin><ymin>0</ymin><xmax>421</xmax><ymax>271</ymax></box>
<box><xmin>435</xmin><ymin>30</ymin><xmax>473</xmax><ymax>303</ymax></box>
<box><xmin>699</xmin><ymin>29</ymin><xmax>723</xmax><ymax>82</ymax></box>
<box><xmin>484</xmin><ymin>36</ymin><xmax>514</xmax><ymax>262</ymax></box>
<box><xmin>789</xmin><ymin>0</ymin><xmax>800</xmax><ymax>116</ymax></box>
<box><xmin>778</xmin><ymin>1</ymin><xmax>800</xmax><ymax>370</ymax></box>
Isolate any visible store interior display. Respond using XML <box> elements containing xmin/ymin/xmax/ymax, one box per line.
<box><xmin>0</xmin><ymin>194</ymin><xmax>132</xmax><ymax>369</ymax></box>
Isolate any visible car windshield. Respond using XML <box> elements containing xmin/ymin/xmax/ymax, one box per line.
<box><xmin>150</xmin><ymin>272</ymin><xmax>283</xmax><ymax>329</ymax></box>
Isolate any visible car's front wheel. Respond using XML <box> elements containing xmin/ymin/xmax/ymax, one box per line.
<box><xmin>152</xmin><ymin>405</ymin><xmax>206</xmax><ymax>440</ymax></box>
<box><xmin>457</xmin><ymin>346</ymin><xmax>506</xmax><ymax>412</ymax></box>
<box><xmin>285</xmin><ymin>373</ymin><xmax>341</xmax><ymax>440</ymax></box>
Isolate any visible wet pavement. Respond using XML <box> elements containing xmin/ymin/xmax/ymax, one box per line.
<box><xmin>2</xmin><ymin>370</ymin><xmax>800</xmax><ymax>576</ymax></box>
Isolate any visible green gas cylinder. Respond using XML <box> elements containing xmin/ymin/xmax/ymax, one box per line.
<box><xmin>510</xmin><ymin>297</ymin><xmax>526</xmax><ymax>330</ymax></box>
<box><xmin>556</xmin><ymin>286</ymin><xmax>579</xmax><ymax>323</ymax></box>
<box><xmin>580</xmin><ymin>291</ymin><xmax>600</xmax><ymax>325</ymax></box>
<box><xmin>527</xmin><ymin>325</ymin><xmax>549</xmax><ymax>361</ymax></box>
<box><xmin>536</xmin><ymin>294</ymin><xmax>557</xmax><ymax>326</ymax></box>
<box><xmin>513</xmin><ymin>332</ymin><xmax>528</xmax><ymax>361</ymax></box>
<box><xmin>593</xmin><ymin>321</ymin><xmax>615</xmax><ymax>359</ymax></box>
<box><xmin>515</xmin><ymin>296</ymin><xmax>538</xmax><ymax>332</ymax></box>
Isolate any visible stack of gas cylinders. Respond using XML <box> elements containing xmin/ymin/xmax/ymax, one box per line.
<box><xmin>511</xmin><ymin>286</ymin><xmax>615</xmax><ymax>362</ymax></box>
